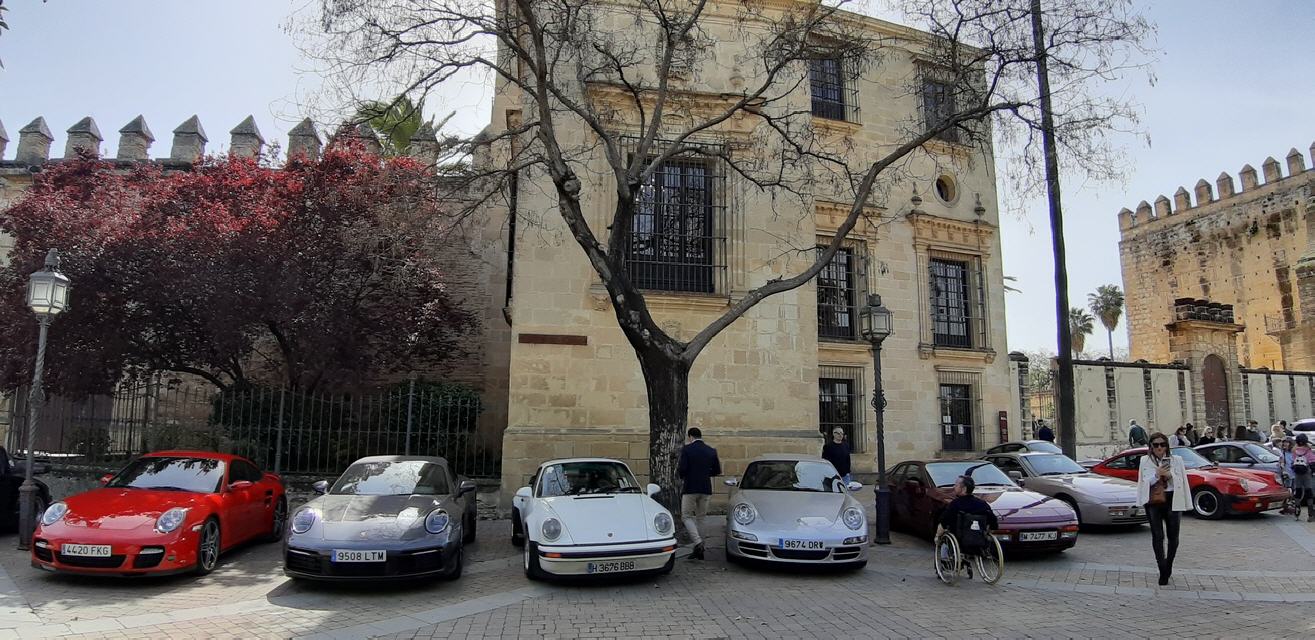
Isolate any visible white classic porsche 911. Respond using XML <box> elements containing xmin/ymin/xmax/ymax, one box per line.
<box><xmin>511</xmin><ymin>458</ymin><xmax>677</xmax><ymax>580</ymax></box>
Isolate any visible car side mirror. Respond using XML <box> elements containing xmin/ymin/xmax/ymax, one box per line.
<box><xmin>846</xmin><ymin>481</ymin><xmax>863</xmax><ymax>492</ymax></box>
<box><xmin>228</xmin><ymin>480</ymin><xmax>253</xmax><ymax>491</ymax></box>
<box><xmin>1007</xmin><ymin>470</ymin><xmax>1024</xmax><ymax>482</ymax></box>
<box><xmin>458</xmin><ymin>480</ymin><xmax>477</xmax><ymax>496</ymax></box>
<box><xmin>724</xmin><ymin>478</ymin><xmax>739</xmax><ymax>487</ymax></box>
<box><xmin>99</xmin><ymin>473</ymin><xmax>114</xmax><ymax>485</ymax></box>
<box><xmin>515</xmin><ymin>486</ymin><xmax>532</xmax><ymax>499</ymax></box>
<box><xmin>646</xmin><ymin>483</ymin><xmax>661</xmax><ymax>497</ymax></box>
<box><xmin>312</xmin><ymin>480</ymin><xmax>329</xmax><ymax>495</ymax></box>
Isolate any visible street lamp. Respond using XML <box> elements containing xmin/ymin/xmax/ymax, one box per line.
<box><xmin>18</xmin><ymin>249</ymin><xmax>70</xmax><ymax>550</ymax></box>
<box><xmin>859</xmin><ymin>293</ymin><xmax>893</xmax><ymax>545</ymax></box>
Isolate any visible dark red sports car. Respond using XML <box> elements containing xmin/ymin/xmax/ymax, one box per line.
<box><xmin>1089</xmin><ymin>446</ymin><xmax>1289</xmax><ymax>519</ymax></box>
<box><xmin>32</xmin><ymin>451</ymin><xmax>286</xmax><ymax>576</ymax></box>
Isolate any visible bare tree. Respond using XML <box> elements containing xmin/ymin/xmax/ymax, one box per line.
<box><xmin>305</xmin><ymin>0</ymin><xmax>1150</xmax><ymax>507</ymax></box>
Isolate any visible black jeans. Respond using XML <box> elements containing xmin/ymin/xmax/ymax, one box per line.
<box><xmin>1146</xmin><ymin>494</ymin><xmax>1180</xmax><ymax>570</ymax></box>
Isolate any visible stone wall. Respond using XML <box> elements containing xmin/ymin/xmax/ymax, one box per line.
<box><xmin>1118</xmin><ymin>144</ymin><xmax>1315</xmax><ymax>369</ymax></box>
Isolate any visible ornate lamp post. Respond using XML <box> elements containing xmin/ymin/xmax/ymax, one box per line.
<box><xmin>859</xmin><ymin>294</ymin><xmax>893</xmax><ymax>545</ymax></box>
<box><xmin>18</xmin><ymin>249</ymin><xmax>71</xmax><ymax>550</ymax></box>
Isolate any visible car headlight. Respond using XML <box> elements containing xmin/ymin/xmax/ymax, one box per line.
<box><xmin>842</xmin><ymin>506</ymin><xmax>864</xmax><ymax>530</ymax></box>
<box><xmin>542</xmin><ymin>517</ymin><xmax>562</xmax><ymax>541</ymax></box>
<box><xmin>40</xmin><ymin>502</ymin><xmax>68</xmax><ymax>527</ymax></box>
<box><xmin>732</xmin><ymin>503</ymin><xmax>755</xmax><ymax>526</ymax></box>
<box><xmin>155</xmin><ymin>507</ymin><xmax>189</xmax><ymax>534</ymax></box>
<box><xmin>654</xmin><ymin>512</ymin><xmax>673</xmax><ymax>535</ymax></box>
<box><xmin>1237</xmin><ymin>478</ymin><xmax>1253</xmax><ymax>493</ymax></box>
<box><xmin>291</xmin><ymin>508</ymin><xmax>317</xmax><ymax>534</ymax></box>
<box><xmin>425</xmin><ymin>509</ymin><xmax>450</xmax><ymax>534</ymax></box>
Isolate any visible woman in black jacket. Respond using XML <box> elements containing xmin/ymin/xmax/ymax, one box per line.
<box><xmin>821</xmin><ymin>428</ymin><xmax>852</xmax><ymax>483</ymax></box>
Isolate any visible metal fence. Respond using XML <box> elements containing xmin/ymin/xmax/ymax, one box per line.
<box><xmin>2</xmin><ymin>378</ymin><xmax>499</xmax><ymax>479</ymax></box>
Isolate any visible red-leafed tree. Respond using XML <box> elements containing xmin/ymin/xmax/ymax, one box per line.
<box><xmin>0</xmin><ymin>144</ymin><xmax>472</xmax><ymax>395</ymax></box>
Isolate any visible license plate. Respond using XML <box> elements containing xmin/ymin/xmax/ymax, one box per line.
<box><xmin>1268</xmin><ymin>501</ymin><xmax>1283</xmax><ymax>510</ymax></box>
<box><xmin>332</xmin><ymin>549</ymin><xmax>386</xmax><ymax>563</ymax></box>
<box><xmin>778</xmin><ymin>539</ymin><xmax>825</xmax><ymax>550</ymax></box>
<box><xmin>61</xmin><ymin>544</ymin><xmax>112</xmax><ymax>557</ymax></box>
<box><xmin>586</xmin><ymin>560</ymin><xmax>635</xmax><ymax>574</ymax></box>
<box><xmin>1018</xmin><ymin>531</ymin><xmax>1058</xmax><ymax>542</ymax></box>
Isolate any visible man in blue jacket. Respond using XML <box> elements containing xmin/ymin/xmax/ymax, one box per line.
<box><xmin>678</xmin><ymin>427</ymin><xmax>721</xmax><ymax>560</ymax></box>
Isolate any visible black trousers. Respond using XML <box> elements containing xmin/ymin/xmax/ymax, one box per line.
<box><xmin>1146</xmin><ymin>494</ymin><xmax>1180</xmax><ymax>570</ymax></box>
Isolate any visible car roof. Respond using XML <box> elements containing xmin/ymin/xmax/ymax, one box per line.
<box><xmin>748</xmin><ymin>454</ymin><xmax>828</xmax><ymax>463</ymax></box>
<box><xmin>349</xmin><ymin>455</ymin><xmax>450</xmax><ymax>465</ymax></box>
<box><xmin>538</xmin><ymin>458</ymin><xmax>628</xmax><ymax>467</ymax></box>
<box><xmin>143</xmin><ymin>450</ymin><xmax>243</xmax><ymax>462</ymax></box>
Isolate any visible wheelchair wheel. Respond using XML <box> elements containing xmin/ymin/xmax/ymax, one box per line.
<box><xmin>975</xmin><ymin>536</ymin><xmax>1005</xmax><ymax>585</ymax></box>
<box><xmin>933</xmin><ymin>532</ymin><xmax>961</xmax><ymax>585</ymax></box>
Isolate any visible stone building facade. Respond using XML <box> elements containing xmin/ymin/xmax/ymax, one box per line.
<box><xmin>1118</xmin><ymin>144</ymin><xmax>1315</xmax><ymax>371</ymax></box>
<box><xmin>484</xmin><ymin>2</ymin><xmax>1021</xmax><ymax>506</ymax></box>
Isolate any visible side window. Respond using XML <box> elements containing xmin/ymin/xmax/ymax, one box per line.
<box><xmin>994</xmin><ymin>457</ymin><xmax>1025</xmax><ymax>476</ymax></box>
<box><xmin>889</xmin><ymin>464</ymin><xmax>908</xmax><ymax>484</ymax></box>
<box><xmin>906</xmin><ymin>463</ymin><xmax>924</xmax><ymax>483</ymax></box>
<box><xmin>1006</xmin><ymin>443</ymin><xmax>1023</xmax><ymax>453</ymax></box>
<box><xmin>1197</xmin><ymin>447</ymin><xmax>1221</xmax><ymax>462</ymax></box>
<box><xmin>230</xmin><ymin>460</ymin><xmax>262</xmax><ymax>483</ymax></box>
<box><xmin>1106</xmin><ymin>455</ymin><xmax>1136</xmax><ymax>470</ymax></box>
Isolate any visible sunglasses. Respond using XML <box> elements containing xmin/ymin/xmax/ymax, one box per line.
<box><xmin>1150</xmin><ymin>442</ymin><xmax>1168</xmax><ymax>448</ymax></box>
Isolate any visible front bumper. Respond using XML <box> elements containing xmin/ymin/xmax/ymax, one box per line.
<box><xmin>1224</xmin><ymin>491</ymin><xmax>1291</xmax><ymax>514</ymax></box>
<box><xmin>536</xmin><ymin>538</ymin><xmax>676</xmax><ymax>576</ymax></box>
<box><xmin>725</xmin><ymin>529</ymin><xmax>869</xmax><ymax>564</ymax></box>
<box><xmin>991</xmin><ymin>526</ymin><xmax>1079</xmax><ymax>551</ymax></box>
<box><xmin>283</xmin><ymin>541</ymin><xmax>460</xmax><ymax>580</ymax></box>
<box><xmin>31</xmin><ymin>534</ymin><xmax>197</xmax><ymax>577</ymax></box>
<box><xmin>1084</xmin><ymin>505</ymin><xmax>1150</xmax><ymax>526</ymax></box>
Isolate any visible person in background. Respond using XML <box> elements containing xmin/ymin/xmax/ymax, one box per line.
<box><xmin>1278</xmin><ymin>438</ymin><xmax>1296</xmax><ymax>515</ymax></box>
<box><xmin>1036</xmin><ymin>420</ymin><xmax>1055</xmax><ymax>443</ymax></box>
<box><xmin>1138</xmin><ymin>432</ymin><xmax>1190</xmax><ymax>586</ymax></box>
<box><xmin>1271</xmin><ymin>422</ymin><xmax>1287</xmax><ymax>446</ymax></box>
<box><xmin>1184</xmin><ymin>423</ymin><xmax>1199</xmax><ymax>446</ymax></box>
<box><xmin>1280</xmin><ymin>420</ymin><xmax>1292</xmax><ymax>436</ymax></box>
<box><xmin>1247</xmin><ymin>420</ymin><xmax>1265</xmax><ymax>443</ymax></box>
<box><xmin>1233</xmin><ymin>425</ymin><xmax>1248</xmax><ymax>442</ymax></box>
<box><xmin>1196</xmin><ymin>427</ymin><xmax>1216</xmax><ymax>446</ymax></box>
<box><xmin>821</xmin><ymin>427</ymin><xmax>853</xmax><ymax>484</ymax></box>
<box><xmin>1128</xmin><ymin>419</ymin><xmax>1149</xmax><ymax>447</ymax></box>
<box><xmin>1169</xmin><ymin>427</ymin><xmax>1191</xmax><ymax>448</ymax></box>
<box><xmin>1291</xmin><ymin>434</ymin><xmax>1314</xmax><ymax>523</ymax></box>
<box><xmin>677</xmin><ymin>427</ymin><xmax>721</xmax><ymax>560</ymax></box>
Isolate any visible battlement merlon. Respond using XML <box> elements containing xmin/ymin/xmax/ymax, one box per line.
<box><xmin>1118</xmin><ymin>142</ymin><xmax>1315</xmax><ymax>235</ymax></box>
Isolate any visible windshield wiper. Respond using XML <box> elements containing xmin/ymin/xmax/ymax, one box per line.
<box><xmin>616</xmin><ymin>487</ymin><xmax>642</xmax><ymax>493</ymax></box>
<box><xmin>144</xmin><ymin>485</ymin><xmax>193</xmax><ymax>492</ymax></box>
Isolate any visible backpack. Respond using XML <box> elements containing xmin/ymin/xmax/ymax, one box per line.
<box><xmin>956</xmin><ymin>512</ymin><xmax>990</xmax><ymax>553</ymax></box>
<box><xmin>1295</xmin><ymin>450</ymin><xmax>1311</xmax><ymax>476</ymax></box>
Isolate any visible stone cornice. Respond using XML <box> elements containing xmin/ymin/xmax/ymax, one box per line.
<box><xmin>919</xmin><ymin>344</ymin><xmax>996</xmax><ymax>364</ymax></box>
<box><xmin>814</xmin><ymin>200</ymin><xmax>885</xmax><ymax>238</ymax></box>
<box><xmin>909</xmin><ymin>212</ymin><xmax>995</xmax><ymax>254</ymax></box>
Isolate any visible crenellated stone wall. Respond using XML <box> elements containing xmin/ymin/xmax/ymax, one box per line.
<box><xmin>1118</xmin><ymin>143</ymin><xmax>1315</xmax><ymax>370</ymax></box>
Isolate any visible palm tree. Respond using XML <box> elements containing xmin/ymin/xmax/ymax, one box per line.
<box><xmin>1087</xmin><ymin>284</ymin><xmax>1125</xmax><ymax>359</ymax></box>
<box><xmin>354</xmin><ymin>95</ymin><xmax>447</xmax><ymax>156</ymax></box>
<box><xmin>1069</xmin><ymin>307</ymin><xmax>1095</xmax><ymax>358</ymax></box>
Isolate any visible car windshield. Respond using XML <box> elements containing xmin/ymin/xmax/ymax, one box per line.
<box><xmin>740</xmin><ymin>460</ymin><xmax>844</xmax><ymax>493</ymax></box>
<box><xmin>1023</xmin><ymin>454</ymin><xmax>1087</xmax><ymax>476</ymax></box>
<box><xmin>926</xmin><ymin>461</ymin><xmax>1016</xmax><ymax>488</ymax></box>
<box><xmin>1171</xmin><ymin>447</ymin><xmax>1214</xmax><ymax>469</ymax></box>
<box><xmin>1240</xmin><ymin>443</ymin><xmax>1280</xmax><ymax>463</ymax></box>
<box><xmin>537</xmin><ymin>461</ymin><xmax>641</xmax><ymax>497</ymax></box>
<box><xmin>108</xmin><ymin>457</ymin><xmax>225</xmax><ymax>493</ymax></box>
<box><xmin>1027</xmin><ymin>441</ymin><xmax>1063</xmax><ymax>453</ymax></box>
<box><xmin>330</xmin><ymin>460</ymin><xmax>450</xmax><ymax>496</ymax></box>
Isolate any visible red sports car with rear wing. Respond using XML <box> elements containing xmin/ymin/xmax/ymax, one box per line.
<box><xmin>32</xmin><ymin>451</ymin><xmax>286</xmax><ymax>576</ymax></box>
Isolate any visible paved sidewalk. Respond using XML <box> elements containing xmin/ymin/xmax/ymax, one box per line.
<box><xmin>0</xmin><ymin>509</ymin><xmax>1312</xmax><ymax>638</ymax></box>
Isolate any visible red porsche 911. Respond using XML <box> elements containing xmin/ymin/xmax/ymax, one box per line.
<box><xmin>1089</xmin><ymin>446</ymin><xmax>1289</xmax><ymax>519</ymax></box>
<box><xmin>32</xmin><ymin>451</ymin><xmax>286</xmax><ymax>577</ymax></box>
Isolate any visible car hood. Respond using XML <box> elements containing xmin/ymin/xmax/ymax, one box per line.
<box><xmin>303</xmin><ymin>494</ymin><xmax>454</xmax><ymax>542</ymax></box>
<box><xmin>977</xmin><ymin>488</ymin><xmax>1076</xmax><ymax>524</ymax></box>
<box><xmin>1026</xmin><ymin>474</ymin><xmax>1138</xmax><ymax>502</ymax></box>
<box><xmin>540</xmin><ymin>494</ymin><xmax>658</xmax><ymax>545</ymax></box>
<box><xmin>736</xmin><ymin>490</ymin><xmax>851</xmax><ymax>527</ymax></box>
<box><xmin>60</xmin><ymin>488</ymin><xmax>213</xmax><ymax>531</ymax></box>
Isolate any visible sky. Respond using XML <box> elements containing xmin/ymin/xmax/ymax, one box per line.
<box><xmin>2</xmin><ymin>1</ymin><xmax>1313</xmax><ymax>355</ymax></box>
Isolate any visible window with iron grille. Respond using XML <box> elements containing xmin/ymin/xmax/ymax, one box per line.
<box><xmin>625</xmin><ymin>146</ymin><xmax>728</xmax><ymax>294</ymax></box>
<box><xmin>811</xmin><ymin>58</ymin><xmax>846</xmax><ymax>120</ymax></box>
<box><xmin>819</xmin><ymin>366</ymin><xmax>865</xmax><ymax>452</ymax></box>
<box><xmin>937</xmin><ymin>371</ymin><xmax>980</xmax><ymax>452</ymax></box>
<box><xmin>816</xmin><ymin>245</ymin><xmax>865</xmax><ymax>340</ymax></box>
<box><xmin>922</xmin><ymin>78</ymin><xmax>959</xmax><ymax>144</ymax></box>
<box><xmin>930</xmin><ymin>257</ymin><xmax>973</xmax><ymax>348</ymax></box>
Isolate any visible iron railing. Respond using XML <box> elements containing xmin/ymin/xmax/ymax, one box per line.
<box><xmin>2</xmin><ymin>379</ymin><xmax>498</xmax><ymax>479</ymax></box>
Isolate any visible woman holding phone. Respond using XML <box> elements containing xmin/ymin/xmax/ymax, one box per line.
<box><xmin>1138</xmin><ymin>433</ymin><xmax>1190</xmax><ymax>585</ymax></box>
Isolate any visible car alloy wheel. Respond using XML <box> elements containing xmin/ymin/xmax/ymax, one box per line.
<box><xmin>266</xmin><ymin>499</ymin><xmax>288</xmax><ymax>542</ymax></box>
<box><xmin>1193</xmin><ymin>489</ymin><xmax>1223</xmax><ymax>520</ymax></box>
<box><xmin>195</xmin><ymin>519</ymin><xmax>221</xmax><ymax>575</ymax></box>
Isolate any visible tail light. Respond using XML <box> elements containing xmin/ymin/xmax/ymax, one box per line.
<box><xmin>1060</xmin><ymin>524</ymin><xmax>1079</xmax><ymax>538</ymax></box>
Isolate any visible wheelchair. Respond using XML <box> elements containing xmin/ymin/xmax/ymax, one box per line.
<box><xmin>933</xmin><ymin>513</ymin><xmax>1004</xmax><ymax>585</ymax></box>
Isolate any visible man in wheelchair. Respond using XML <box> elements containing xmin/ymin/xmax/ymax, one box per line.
<box><xmin>935</xmin><ymin>475</ymin><xmax>999</xmax><ymax>577</ymax></box>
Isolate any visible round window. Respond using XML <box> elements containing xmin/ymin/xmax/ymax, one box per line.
<box><xmin>934</xmin><ymin>175</ymin><xmax>957</xmax><ymax>204</ymax></box>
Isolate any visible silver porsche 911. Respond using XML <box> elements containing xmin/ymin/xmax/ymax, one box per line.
<box><xmin>724</xmin><ymin>455</ymin><xmax>868</xmax><ymax>569</ymax></box>
<box><xmin>983</xmin><ymin>452</ymin><xmax>1146</xmax><ymax>526</ymax></box>
<box><xmin>283</xmin><ymin>455</ymin><xmax>478</xmax><ymax>581</ymax></box>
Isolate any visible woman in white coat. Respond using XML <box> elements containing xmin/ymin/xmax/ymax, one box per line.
<box><xmin>1138</xmin><ymin>433</ymin><xmax>1191</xmax><ymax>585</ymax></box>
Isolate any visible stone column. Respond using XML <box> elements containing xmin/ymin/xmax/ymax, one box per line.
<box><xmin>65</xmin><ymin>117</ymin><xmax>103</xmax><ymax>158</ymax></box>
<box><xmin>116</xmin><ymin>116</ymin><xmax>154</xmax><ymax>161</ymax></box>
<box><xmin>15</xmin><ymin>117</ymin><xmax>54</xmax><ymax>165</ymax></box>
<box><xmin>229</xmin><ymin>116</ymin><xmax>265</xmax><ymax>159</ymax></box>
<box><xmin>170</xmin><ymin>116</ymin><xmax>208</xmax><ymax>162</ymax></box>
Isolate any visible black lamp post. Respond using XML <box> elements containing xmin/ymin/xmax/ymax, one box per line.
<box><xmin>859</xmin><ymin>293</ymin><xmax>893</xmax><ymax>545</ymax></box>
<box><xmin>18</xmin><ymin>249</ymin><xmax>70</xmax><ymax>550</ymax></box>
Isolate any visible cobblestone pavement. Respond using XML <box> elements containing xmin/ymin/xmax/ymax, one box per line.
<box><xmin>1</xmin><ymin>497</ymin><xmax>1313</xmax><ymax>639</ymax></box>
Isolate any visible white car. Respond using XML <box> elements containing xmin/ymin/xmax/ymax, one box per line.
<box><xmin>511</xmin><ymin>458</ymin><xmax>677</xmax><ymax>580</ymax></box>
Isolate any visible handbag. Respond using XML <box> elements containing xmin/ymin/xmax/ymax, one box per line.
<box><xmin>1148</xmin><ymin>478</ymin><xmax>1167</xmax><ymax>506</ymax></box>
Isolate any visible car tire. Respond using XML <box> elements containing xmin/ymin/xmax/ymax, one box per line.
<box><xmin>523</xmin><ymin>541</ymin><xmax>546</xmax><ymax>581</ymax></box>
<box><xmin>511</xmin><ymin>508</ymin><xmax>525</xmax><ymax>547</ymax></box>
<box><xmin>1193</xmin><ymin>488</ymin><xmax>1224</xmax><ymax>520</ymax></box>
<box><xmin>657</xmin><ymin>553</ymin><xmax>675</xmax><ymax>575</ymax></box>
<box><xmin>1057</xmin><ymin>495</ymin><xmax>1082</xmax><ymax>527</ymax></box>
<box><xmin>463</xmin><ymin>511</ymin><xmax>477</xmax><ymax>544</ymax></box>
<box><xmin>264</xmin><ymin>498</ymin><xmax>287</xmax><ymax>543</ymax></box>
<box><xmin>193</xmin><ymin>518</ymin><xmax>221</xmax><ymax>576</ymax></box>
<box><xmin>445</xmin><ymin>543</ymin><xmax>464</xmax><ymax>580</ymax></box>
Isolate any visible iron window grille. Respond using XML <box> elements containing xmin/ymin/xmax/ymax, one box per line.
<box><xmin>622</xmin><ymin>138</ymin><xmax>729</xmax><ymax>294</ymax></box>
<box><xmin>922</xmin><ymin>77</ymin><xmax>959</xmax><ymax>144</ymax></box>
<box><xmin>1177</xmin><ymin>371</ymin><xmax>1189</xmax><ymax>423</ymax></box>
<box><xmin>937</xmin><ymin>370</ymin><xmax>981</xmax><ymax>452</ymax></box>
<box><xmin>810</xmin><ymin>57</ymin><xmax>860</xmax><ymax>123</ymax></box>
<box><xmin>819</xmin><ymin>366</ymin><xmax>866</xmax><ymax>453</ymax></box>
<box><xmin>816</xmin><ymin>244</ymin><xmax>868</xmax><ymax>340</ymax></box>
<box><xmin>1242</xmin><ymin>375</ymin><xmax>1252</xmax><ymax>421</ymax></box>
<box><xmin>928</xmin><ymin>254</ymin><xmax>987</xmax><ymax>349</ymax></box>
<box><xmin>1266</xmin><ymin>374</ymin><xmax>1275</xmax><ymax>420</ymax></box>
<box><xmin>1105</xmin><ymin>366</ymin><xmax>1120</xmax><ymax>441</ymax></box>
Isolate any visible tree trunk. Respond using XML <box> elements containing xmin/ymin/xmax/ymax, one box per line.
<box><xmin>639</xmin><ymin>355</ymin><xmax>690</xmax><ymax>517</ymax></box>
<box><xmin>1107</xmin><ymin>329</ymin><xmax>1114</xmax><ymax>360</ymax></box>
